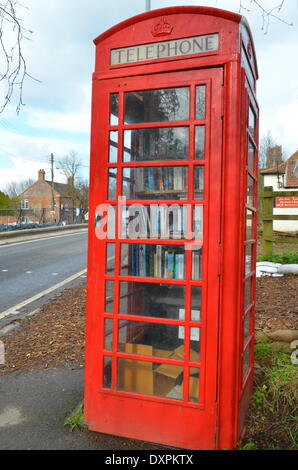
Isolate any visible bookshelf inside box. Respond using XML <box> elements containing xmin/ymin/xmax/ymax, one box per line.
<box><xmin>101</xmin><ymin>72</ymin><xmax>212</xmax><ymax>410</ymax></box>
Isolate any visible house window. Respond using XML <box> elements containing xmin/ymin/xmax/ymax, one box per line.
<box><xmin>21</xmin><ymin>199</ymin><xmax>29</xmax><ymax>209</ymax></box>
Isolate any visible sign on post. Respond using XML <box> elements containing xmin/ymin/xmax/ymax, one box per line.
<box><xmin>275</xmin><ymin>196</ymin><xmax>298</xmax><ymax>208</ymax></box>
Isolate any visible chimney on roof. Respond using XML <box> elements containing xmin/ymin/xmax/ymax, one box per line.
<box><xmin>38</xmin><ymin>169</ymin><xmax>45</xmax><ymax>181</ymax></box>
<box><xmin>67</xmin><ymin>176</ymin><xmax>74</xmax><ymax>186</ymax></box>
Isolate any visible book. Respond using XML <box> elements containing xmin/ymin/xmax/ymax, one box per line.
<box><xmin>148</xmin><ymin>249</ymin><xmax>154</xmax><ymax>277</ymax></box>
<box><xmin>135</xmin><ymin>244</ymin><xmax>140</xmax><ymax>276</ymax></box>
<box><xmin>131</xmin><ymin>244</ymin><xmax>136</xmax><ymax>276</ymax></box>
<box><xmin>139</xmin><ymin>245</ymin><xmax>146</xmax><ymax>276</ymax></box>
<box><xmin>164</xmin><ymin>251</ymin><xmax>174</xmax><ymax>279</ymax></box>
<box><xmin>156</xmin><ymin>245</ymin><xmax>162</xmax><ymax>278</ymax></box>
<box><xmin>147</xmin><ymin>168</ymin><xmax>153</xmax><ymax>190</ymax></box>
<box><xmin>158</xmin><ymin>168</ymin><xmax>164</xmax><ymax>190</ymax></box>
<box><xmin>192</xmin><ymin>251</ymin><xmax>202</xmax><ymax>280</ymax></box>
<box><xmin>175</xmin><ymin>254</ymin><xmax>185</xmax><ymax>279</ymax></box>
<box><xmin>168</xmin><ymin>168</ymin><xmax>173</xmax><ymax>190</ymax></box>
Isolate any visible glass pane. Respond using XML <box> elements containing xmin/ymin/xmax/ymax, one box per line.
<box><xmin>244</xmin><ymin>277</ymin><xmax>251</xmax><ymax>309</ymax></box>
<box><xmin>122</xmin><ymin>167</ymin><xmax>188</xmax><ymax>200</ymax></box>
<box><xmin>248</xmin><ymin>139</ymin><xmax>255</xmax><ymax>173</ymax></box>
<box><xmin>191</xmin><ymin>286</ymin><xmax>201</xmax><ymax>321</ymax></box>
<box><xmin>192</xmin><ymin>247</ymin><xmax>202</xmax><ymax>280</ymax></box>
<box><xmin>248</xmin><ymin>106</ymin><xmax>255</xmax><ymax>138</ymax></box>
<box><xmin>106</xmin><ymin>243</ymin><xmax>115</xmax><ymax>275</ymax></box>
<box><xmin>244</xmin><ymin>312</ymin><xmax>250</xmax><ymax>344</ymax></box>
<box><xmin>120</xmin><ymin>244</ymin><xmax>185</xmax><ymax>279</ymax></box>
<box><xmin>243</xmin><ymin>345</ymin><xmax>250</xmax><ymax>381</ymax></box>
<box><xmin>110</xmin><ymin>93</ymin><xmax>119</xmax><ymax>125</ymax></box>
<box><xmin>108</xmin><ymin>168</ymin><xmax>117</xmax><ymax>200</ymax></box>
<box><xmin>194</xmin><ymin>167</ymin><xmax>204</xmax><ymax>200</ymax></box>
<box><xmin>119</xmin><ymin>282</ymin><xmax>185</xmax><ymax>320</ymax></box>
<box><xmin>118</xmin><ymin>321</ymin><xmax>184</xmax><ymax>357</ymax></box>
<box><xmin>189</xmin><ymin>368</ymin><xmax>200</xmax><ymax>403</ymax></box>
<box><xmin>190</xmin><ymin>327</ymin><xmax>200</xmax><ymax>347</ymax></box>
<box><xmin>121</xmin><ymin>204</ymin><xmax>189</xmax><ymax>240</ymax></box>
<box><xmin>247</xmin><ymin>174</ymin><xmax>254</xmax><ymax>207</ymax></box>
<box><xmin>124</xmin><ymin>87</ymin><xmax>189</xmax><ymax>124</ymax></box>
<box><xmin>123</xmin><ymin>127</ymin><xmax>188</xmax><ymax>162</ymax></box>
<box><xmin>193</xmin><ymin>205</ymin><xmax>203</xmax><ymax>240</ymax></box>
<box><xmin>246</xmin><ymin>209</ymin><xmax>253</xmax><ymax>241</ymax></box>
<box><xmin>117</xmin><ymin>358</ymin><xmax>183</xmax><ymax>399</ymax></box>
<box><xmin>196</xmin><ymin>85</ymin><xmax>206</xmax><ymax>120</ymax></box>
<box><xmin>105</xmin><ymin>280</ymin><xmax>114</xmax><ymax>313</ymax></box>
<box><xmin>195</xmin><ymin>126</ymin><xmax>205</xmax><ymax>159</ymax></box>
<box><xmin>109</xmin><ymin>131</ymin><xmax>118</xmax><ymax>163</ymax></box>
<box><xmin>104</xmin><ymin>318</ymin><xmax>113</xmax><ymax>350</ymax></box>
<box><xmin>245</xmin><ymin>244</ymin><xmax>252</xmax><ymax>275</ymax></box>
<box><xmin>94</xmin><ymin>206</ymin><xmax>116</xmax><ymax>239</ymax></box>
<box><xmin>103</xmin><ymin>356</ymin><xmax>112</xmax><ymax>389</ymax></box>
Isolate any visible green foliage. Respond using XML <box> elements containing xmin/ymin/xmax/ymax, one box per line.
<box><xmin>239</xmin><ymin>442</ymin><xmax>257</xmax><ymax>450</ymax></box>
<box><xmin>267</xmin><ymin>362</ymin><xmax>298</xmax><ymax>412</ymax></box>
<box><xmin>252</xmin><ymin>385</ymin><xmax>268</xmax><ymax>406</ymax></box>
<box><xmin>0</xmin><ymin>191</ymin><xmax>10</xmax><ymax>210</ymax></box>
<box><xmin>64</xmin><ymin>404</ymin><xmax>84</xmax><ymax>431</ymax></box>
<box><xmin>257</xmin><ymin>252</ymin><xmax>298</xmax><ymax>264</ymax></box>
<box><xmin>255</xmin><ymin>340</ymin><xmax>290</xmax><ymax>365</ymax></box>
<box><xmin>254</xmin><ymin>340</ymin><xmax>274</xmax><ymax>363</ymax></box>
<box><xmin>247</xmin><ymin>341</ymin><xmax>298</xmax><ymax>449</ymax></box>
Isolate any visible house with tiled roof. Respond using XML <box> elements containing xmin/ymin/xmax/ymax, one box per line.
<box><xmin>18</xmin><ymin>169</ymin><xmax>78</xmax><ymax>224</ymax></box>
<box><xmin>260</xmin><ymin>150</ymin><xmax>298</xmax><ymax>232</ymax></box>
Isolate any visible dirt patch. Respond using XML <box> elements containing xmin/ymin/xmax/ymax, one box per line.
<box><xmin>0</xmin><ymin>283</ymin><xmax>86</xmax><ymax>375</ymax></box>
<box><xmin>255</xmin><ymin>275</ymin><xmax>297</xmax><ymax>332</ymax></box>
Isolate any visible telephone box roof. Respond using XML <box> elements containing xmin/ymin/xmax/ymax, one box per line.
<box><xmin>93</xmin><ymin>6</ymin><xmax>258</xmax><ymax>78</ymax></box>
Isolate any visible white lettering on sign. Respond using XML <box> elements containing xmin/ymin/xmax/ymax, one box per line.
<box><xmin>275</xmin><ymin>197</ymin><xmax>298</xmax><ymax>208</ymax></box>
<box><xmin>110</xmin><ymin>33</ymin><xmax>219</xmax><ymax>66</ymax></box>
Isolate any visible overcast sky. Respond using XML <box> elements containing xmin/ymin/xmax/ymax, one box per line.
<box><xmin>0</xmin><ymin>0</ymin><xmax>297</xmax><ymax>191</ymax></box>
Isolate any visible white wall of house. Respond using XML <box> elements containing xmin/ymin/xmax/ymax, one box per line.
<box><xmin>263</xmin><ymin>175</ymin><xmax>298</xmax><ymax>233</ymax></box>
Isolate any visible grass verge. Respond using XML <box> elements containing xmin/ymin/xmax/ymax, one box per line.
<box><xmin>257</xmin><ymin>251</ymin><xmax>298</xmax><ymax>264</ymax></box>
<box><xmin>244</xmin><ymin>340</ymin><xmax>298</xmax><ymax>450</ymax></box>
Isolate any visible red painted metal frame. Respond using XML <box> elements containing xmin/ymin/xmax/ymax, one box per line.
<box><xmin>85</xmin><ymin>6</ymin><xmax>258</xmax><ymax>450</ymax></box>
<box><xmin>86</xmin><ymin>68</ymin><xmax>222</xmax><ymax>449</ymax></box>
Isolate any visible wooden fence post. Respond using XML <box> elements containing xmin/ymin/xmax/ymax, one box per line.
<box><xmin>258</xmin><ymin>172</ymin><xmax>264</xmax><ymax>227</ymax></box>
<box><xmin>262</xmin><ymin>186</ymin><xmax>273</xmax><ymax>256</ymax></box>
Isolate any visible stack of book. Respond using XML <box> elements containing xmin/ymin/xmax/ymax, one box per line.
<box><xmin>122</xmin><ymin>205</ymin><xmax>188</xmax><ymax>239</ymax></box>
<box><xmin>128</xmin><ymin>128</ymin><xmax>186</xmax><ymax>162</ymax></box>
<box><xmin>129</xmin><ymin>244</ymin><xmax>185</xmax><ymax>279</ymax></box>
<box><xmin>135</xmin><ymin>167</ymin><xmax>187</xmax><ymax>193</ymax></box>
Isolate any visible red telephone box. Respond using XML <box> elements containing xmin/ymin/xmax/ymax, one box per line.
<box><xmin>84</xmin><ymin>6</ymin><xmax>259</xmax><ymax>450</ymax></box>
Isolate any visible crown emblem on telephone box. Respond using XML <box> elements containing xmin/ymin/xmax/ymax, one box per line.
<box><xmin>151</xmin><ymin>17</ymin><xmax>173</xmax><ymax>37</ymax></box>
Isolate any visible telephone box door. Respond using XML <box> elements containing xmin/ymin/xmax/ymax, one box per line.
<box><xmin>86</xmin><ymin>67</ymin><xmax>223</xmax><ymax>450</ymax></box>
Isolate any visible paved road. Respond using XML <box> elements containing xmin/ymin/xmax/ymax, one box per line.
<box><xmin>0</xmin><ymin>367</ymin><xmax>164</xmax><ymax>450</ymax></box>
<box><xmin>0</xmin><ymin>232</ymin><xmax>88</xmax><ymax>314</ymax></box>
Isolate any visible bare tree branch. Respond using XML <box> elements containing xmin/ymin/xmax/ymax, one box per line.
<box><xmin>0</xmin><ymin>0</ymin><xmax>39</xmax><ymax>114</ymax></box>
<box><xmin>4</xmin><ymin>177</ymin><xmax>34</xmax><ymax>197</ymax></box>
<box><xmin>239</xmin><ymin>0</ymin><xmax>293</xmax><ymax>33</ymax></box>
<box><xmin>57</xmin><ymin>150</ymin><xmax>82</xmax><ymax>185</ymax></box>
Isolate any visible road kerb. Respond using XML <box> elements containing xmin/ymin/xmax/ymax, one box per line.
<box><xmin>0</xmin><ymin>269</ymin><xmax>87</xmax><ymax>321</ymax></box>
